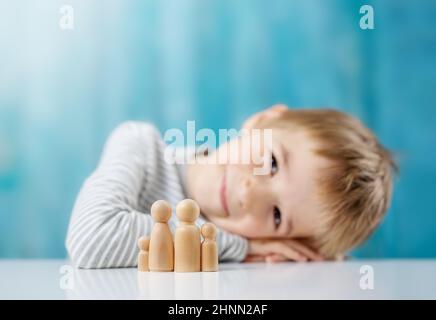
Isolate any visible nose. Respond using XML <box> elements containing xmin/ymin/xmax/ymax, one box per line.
<box><xmin>239</xmin><ymin>176</ymin><xmax>270</xmax><ymax>215</ymax></box>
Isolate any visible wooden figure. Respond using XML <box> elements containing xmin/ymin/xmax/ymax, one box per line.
<box><xmin>148</xmin><ymin>200</ymin><xmax>174</xmax><ymax>272</ymax></box>
<box><xmin>174</xmin><ymin>199</ymin><xmax>201</xmax><ymax>272</ymax></box>
<box><xmin>137</xmin><ymin>236</ymin><xmax>150</xmax><ymax>272</ymax></box>
<box><xmin>201</xmin><ymin>223</ymin><xmax>218</xmax><ymax>272</ymax></box>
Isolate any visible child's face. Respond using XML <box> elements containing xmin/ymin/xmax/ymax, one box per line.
<box><xmin>186</xmin><ymin>107</ymin><xmax>329</xmax><ymax>240</ymax></box>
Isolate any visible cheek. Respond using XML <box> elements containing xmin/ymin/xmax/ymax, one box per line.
<box><xmin>238</xmin><ymin>220</ymin><xmax>272</xmax><ymax>238</ymax></box>
<box><xmin>225</xmin><ymin>163</ymin><xmax>245</xmax><ymax>190</ymax></box>
<box><xmin>223</xmin><ymin>215</ymin><xmax>271</xmax><ymax>238</ymax></box>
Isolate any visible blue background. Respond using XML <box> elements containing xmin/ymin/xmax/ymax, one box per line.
<box><xmin>1</xmin><ymin>0</ymin><xmax>435</xmax><ymax>258</ymax></box>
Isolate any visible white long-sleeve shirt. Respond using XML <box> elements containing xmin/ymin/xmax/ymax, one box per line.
<box><xmin>65</xmin><ymin>121</ymin><xmax>248</xmax><ymax>268</ymax></box>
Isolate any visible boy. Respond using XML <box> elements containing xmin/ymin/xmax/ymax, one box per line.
<box><xmin>66</xmin><ymin>105</ymin><xmax>395</xmax><ymax>268</ymax></box>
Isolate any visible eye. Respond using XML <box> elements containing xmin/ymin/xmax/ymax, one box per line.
<box><xmin>273</xmin><ymin>207</ymin><xmax>281</xmax><ymax>230</ymax></box>
<box><xmin>271</xmin><ymin>153</ymin><xmax>278</xmax><ymax>175</ymax></box>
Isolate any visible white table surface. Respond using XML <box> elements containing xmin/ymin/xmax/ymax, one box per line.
<box><xmin>0</xmin><ymin>259</ymin><xmax>435</xmax><ymax>299</ymax></box>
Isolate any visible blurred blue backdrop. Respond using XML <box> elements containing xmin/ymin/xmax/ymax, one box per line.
<box><xmin>0</xmin><ymin>0</ymin><xmax>435</xmax><ymax>258</ymax></box>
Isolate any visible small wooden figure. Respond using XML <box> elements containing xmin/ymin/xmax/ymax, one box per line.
<box><xmin>148</xmin><ymin>200</ymin><xmax>174</xmax><ymax>272</ymax></box>
<box><xmin>174</xmin><ymin>199</ymin><xmax>201</xmax><ymax>272</ymax></box>
<box><xmin>201</xmin><ymin>223</ymin><xmax>218</xmax><ymax>272</ymax></box>
<box><xmin>137</xmin><ymin>236</ymin><xmax>150</xmax><ymax>272</ymax></box>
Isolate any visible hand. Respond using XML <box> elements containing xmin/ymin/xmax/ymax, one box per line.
<box><xmin>244</xmin><ymin>239</ymin><xmax>324</xmax><ymax>263</ymax></box>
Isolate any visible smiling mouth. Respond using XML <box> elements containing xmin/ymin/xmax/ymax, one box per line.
<box><xmin>220</xmin><ymin>172</ymin><xmax>230</xmax><ymax>217</ymax></box>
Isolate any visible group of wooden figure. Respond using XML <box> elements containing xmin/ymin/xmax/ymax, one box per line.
<box><xmin>137</xmin><ymin>199</ymin><xmax>218</xmax><ymax>272</ymax></box>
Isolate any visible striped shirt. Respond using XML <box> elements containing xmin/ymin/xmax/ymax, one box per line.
<box><xmin>65</xmin><ymin>121</ymin><xmax>249</xmax><ymax>268</ymax></box>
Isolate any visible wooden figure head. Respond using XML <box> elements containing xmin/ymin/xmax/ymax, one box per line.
<box><xmin>151</xmin><ymin>200</ymin><xmax>172</xmax><ymax>222</ymax></box>
<box><xmin>176</xmin><ymin>199</ymin><xmax>200</xmax><ymax>223</ymax></box>
<box><xmin>138</xmin><ymin>236</ymin><xmax>150</xmax><ymax>251</ymax></box>
<box><xmin>201</xmin><ymin>223</ymin><xmax>217</xmax><ymax>240</ymax></box>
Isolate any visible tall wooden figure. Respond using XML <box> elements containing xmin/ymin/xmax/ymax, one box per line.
<box><xmin>201</xmin><ymin>223</ymin><xmax>218</xmax><ymax>272</ymax></box>
<box><xmin>149</xmin><ymin>200</ymin><xmax>174</xmax><ymax>272</ymax></box>
<box><xmin>174</xmin><ymin>199</ymin><xmax>201</xmax><ymax>272</ymax></box>
<box><xmin>137</xmin><ymin>236</ymin><xmax>150</xmax><ymax>272</ymax></box>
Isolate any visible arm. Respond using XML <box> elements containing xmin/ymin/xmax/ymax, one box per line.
<box><xmin>244</xmin><ymin>239</ymin><xmax>324</xmax><ymax>262</ymax></box>
<box><xmin>216</xmin><ymin>229</ymin><xmax>249</xmax><ymax>262</ymax></box>
<box><xmin>65</xmin><ymin>122</ymin><xmax>159</xmax><ymax>268</ymax></box>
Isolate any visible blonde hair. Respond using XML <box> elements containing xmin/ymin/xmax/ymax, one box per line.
<box><xmin>261</xmin><ymin>108</ymin><xmax>396</xmax><ymax>259</ymax></box>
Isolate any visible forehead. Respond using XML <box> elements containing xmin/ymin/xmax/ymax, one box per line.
<box><xmin>272</xmin><ymin>128</ymin><xmax>330</xmax><ymax>238</ymax></box>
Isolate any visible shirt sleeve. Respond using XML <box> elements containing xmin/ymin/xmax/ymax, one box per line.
<box><xmin>65</xmin><ymin>121</ymin><xmax>159</xmax><ymax>268</ymax></box>
<box><xmin>216</xmin><ymin>229</ymin><xmax>249</xmax><ymax>262</ymax></box>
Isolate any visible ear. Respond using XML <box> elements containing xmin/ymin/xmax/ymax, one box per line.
<box><xmin>242</xmin><ymin>104</ymin><xmax>289</xmax><ymax>129</ymax></box>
